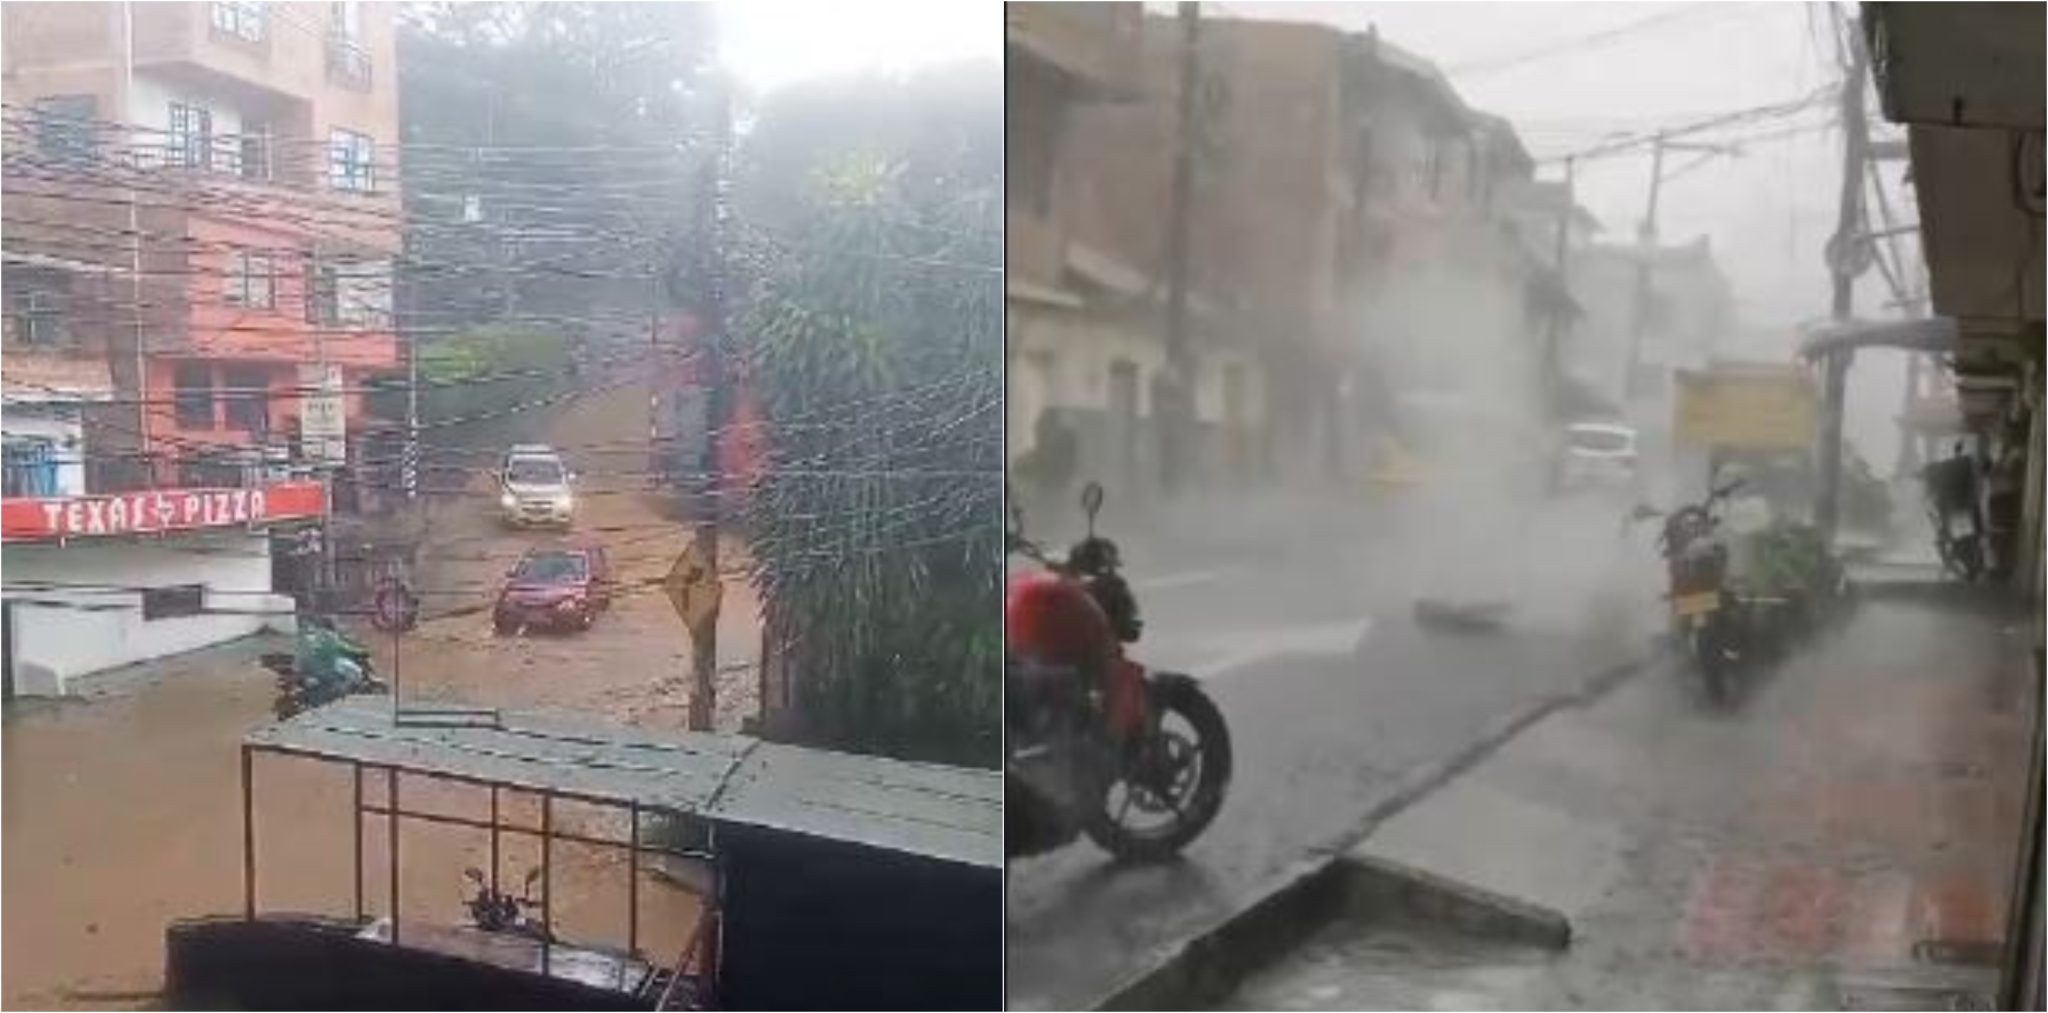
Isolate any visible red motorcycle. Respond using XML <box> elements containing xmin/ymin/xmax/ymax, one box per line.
<box><xmin>1006</xmin><ymin>483</ymin><xmax>1232</xmax><ymax>862</ymax></box>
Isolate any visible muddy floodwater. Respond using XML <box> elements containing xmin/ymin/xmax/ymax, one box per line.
<box><xmin>4</xmin><ymin>385</ymin><xmax>761</xmax><ymax>1009</ymax></box>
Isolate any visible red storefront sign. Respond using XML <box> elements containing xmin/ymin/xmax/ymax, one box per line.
<box><xmin>0</xmin><ymin>481</ymin><xmax>326</xmax><ymax>543</ymax></box>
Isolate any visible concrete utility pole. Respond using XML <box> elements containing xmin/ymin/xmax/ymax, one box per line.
<box><xmin>1622</xmin><ymin>135</ymin><xmax>1738</xmax><ymax>402</ymax></box>
<box><xmin>1158</xmin><ymin>1</ymin><xmax>1201</xmax><ymax>496</ymax></box>
<box><xmin>1622</xmin><ymin>133</ymin><xmax>1668</xmax><ymax>403</ymax></box>
<box><xmin>1542</xmin><ymin>156</ymin><xmax>1576</xmax><ymax>414</ymax></box>
<box><xmin>686</xmin><ymin>75</ymin><xmax>733</xmax><ymax>733</ymax></box>
<box><xmin>1814</xmin><ymin>11</ymin><xmax>1872</xmax><ymax>543</ymax></box>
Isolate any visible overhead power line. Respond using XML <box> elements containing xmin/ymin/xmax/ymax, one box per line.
<box><xmin>1446</xmin><ymin>3</ymin><xmax>1733</xmax><ymax>79</ymax></box>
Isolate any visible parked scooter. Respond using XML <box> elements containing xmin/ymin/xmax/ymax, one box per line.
<box><xmin>262</xmin><ymin>614</ymin><xmax>388</xmax><ymax>720</ymax></box>
<box><xmin>1633</xmin><ymin>470</ymin><xmax>1853</xmax><ymax>702</ymax></box>
<box><xmin>461</xmin><ymin>866</ymin><xmax>553</xmax><ymax>944</ymax></box>
<box><xmin>1005</xmin><ymin>483</ymin><xmax>1233</xmax><ymax>862</ymax></box>
<box><xmin>1921</xmin><ymin>442</ymin><xmax>1987</xmax><ymax>582</ymax></box>
<box><xmin>1635</xmin><ymin>477</ymin><xmax>1765</xmax><ymax>703</ymax></box>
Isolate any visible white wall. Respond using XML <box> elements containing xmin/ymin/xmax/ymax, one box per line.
<box><xmin>1007</xmin><ymin>305</ymin><xmax>1268</xmax><ymax>461</ymax></box>
<box><xmin>3</xmin><ymin>532</ymin><xmax>292</xmax><ymax>695</ymax></box>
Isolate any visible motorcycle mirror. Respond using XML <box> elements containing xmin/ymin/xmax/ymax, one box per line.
<box><xmin>1080</xmin><ymin>482</ymin><xmax>1104</xmax><ymax>533</ymax></box>
<box><xmin>1006</xmin><ymin>483</ymin><xmax>1026</xmax><ymax>537</ymax></box>
<box><xmin>463</xmin><ymin>867</ymin><xmax>486</xmax><ymax>884</ymax></box>
<box><xmin>524</xmin><ymin>867</ymin><xmax>543</xmax><ymax>888</ymax></box>
<box><xmin>1629</xmin><ymin>503</ymin><xmax>1661</xmax><ymax>522</ymax></box>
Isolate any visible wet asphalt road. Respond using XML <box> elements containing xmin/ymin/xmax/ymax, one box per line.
<box><xmin>1005</xmin><ymin>488</ymin><xmax>1665</xmax><ymax>1010</ymax></box>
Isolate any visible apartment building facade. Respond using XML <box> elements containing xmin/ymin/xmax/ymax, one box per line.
<box><xmin>0</xmin><ymin>1</ymin><xmax>400</xmax><ymax>693</ymax></box>
<box><xmin>4</xmin><ymin>0</ymin><xmax>402</xmax><ymax>487</ymax></box>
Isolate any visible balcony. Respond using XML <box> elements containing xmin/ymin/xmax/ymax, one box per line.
<box><xmin>130</xmin><ymin>2</ymin><xmax>383</xmax><ymax>107</ymax></box>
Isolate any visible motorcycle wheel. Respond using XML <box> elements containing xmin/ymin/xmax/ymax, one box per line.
<box><xmin>1953</xmin><ymin>538</ymin><xmax>1985</xmax><ymax>583</ymax></box>
<box><xmin>1693</xmin><ymin>616</ymin><xmax>1735</xmax><ymax>704</ymax></box>
<box><xmin>1084</xmin><ymin>672</ymin><xmax>1232</xmax><ymax>863</ymax></box>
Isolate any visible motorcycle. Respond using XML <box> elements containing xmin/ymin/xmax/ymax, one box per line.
<box><xmin>461</xmin><ymin>866</ymin><xmax>553</xmax><ymax>943</ymax></box>
<box><xmin>1920</xmin><ymin>445</ymin><xmax>1987</xmax><ymax>582</ymax></box>
<box><xmin>262</xmin><ymin>614</ymin><xmax>389</xmax><ymax>720</ymax></box>
<box><xmin>1637</xmin><ymin>477</ymin><xmax>1763</xmax><ymax>703</ymax></box>
<box><xmin>1005</xmin><ymin>482</ymin><xmax>1232</xmax><ymax>862</ymax></box>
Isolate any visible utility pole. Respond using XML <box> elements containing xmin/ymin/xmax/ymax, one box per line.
<box><xmin>1542</xmin><ymin>156</ymin><xmax>1576</xmax><ymax>414</ymax></box>
<box><xmin>1622</xmin><ymin>134</ymin><xmax>1668</xmax><ymax>404</ymax></box>
<box><xmin>123</xmin><ymin>1</ymin><xmax>147</xmax><ymax>490</ymax></box>
<box><xmin>1158</xmin><ymin>1</ymin><xmax>1201</xmax><ymax>497</ymax></box>
<box><xmin>686</xmin><ymin>75</ymin><xmax>733</xmax><ymax>733</ymax></box>
<box><xmin>1815</xmin><ymin>10</ymin><xmax>1871</xmax><ymax>543</ymax></box>
<box><xmin>1623</xmin><ymin>134</ymin><xmax>1738</xmax><ymax>403</ymax></box>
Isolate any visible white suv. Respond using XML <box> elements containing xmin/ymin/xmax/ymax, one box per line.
<box><xmin>499</xmin><ymin>445</ymin><xmax>576</xmax><ymax>529</ymax></box>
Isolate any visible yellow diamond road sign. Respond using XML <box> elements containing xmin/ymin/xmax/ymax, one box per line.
<box><xmin>664</xmin><ymin>542</ymin><xmax>721</xmax><ymax>633</ymax></box>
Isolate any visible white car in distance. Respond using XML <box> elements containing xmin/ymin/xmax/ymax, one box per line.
<box><xmin>1552</xmin><ymin>422</ymin><xmax>1640</xmax><ymax>493</ymax></box>
<box><xmin>499</xmin><ymin>445</ymin><xmax>576</xmax><ymax>529</ymax></box>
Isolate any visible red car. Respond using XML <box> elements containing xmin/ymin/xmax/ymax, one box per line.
<box><xmin>493</xmin><ymin>542</ymin><xmax>613</xmax><ymax>634</ymax></box>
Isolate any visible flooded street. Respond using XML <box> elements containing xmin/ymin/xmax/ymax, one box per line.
<box><xmin>3</xmin><ymin>382</ymin><xmax>755</xmax><ymax>1008</ymax></box>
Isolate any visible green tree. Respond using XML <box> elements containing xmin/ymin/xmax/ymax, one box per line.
<box><xmin>399</xmin><ymin>2</ymin><xmax>715</xmax><ymax>331</ymax></box>
<box><xmin>415</xmin><ymin>323</ymin><xmax>573</xmax><ymax>426</ymax></box>
<box><xmin>735</xmin><ymin>67</ymin><xmax>1002</xmax><ymax>767</ymax></box>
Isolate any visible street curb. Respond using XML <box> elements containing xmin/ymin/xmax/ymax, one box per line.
<box><xmin>1343</xmin><ymin>853</ymin><xmax>1571</xmax><ymax>950</ymax></box>
<box><xmin>1090</xmin><ymin>644</ymin><xmax>1658</xmax><ymax>1011</ymax></box>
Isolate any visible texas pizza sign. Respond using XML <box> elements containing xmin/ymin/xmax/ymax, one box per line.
<box><xmin>1</xmin><ymin>481</ymin><xmax>325</xmax><ymax>542</ymax></box>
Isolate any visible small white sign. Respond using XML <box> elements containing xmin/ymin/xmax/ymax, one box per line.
<box><xmin>299</xmin><ymin>364</ymin><xmax>347</xmax><ymax>465</ymax></box>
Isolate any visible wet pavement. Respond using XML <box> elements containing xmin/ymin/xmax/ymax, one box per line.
<box><xmin>1228</xmin><ymin>587</ymin><xmax>2036</xmax><ymax>1010</ymax></box>
<box><xmin>1</xmin><ymin>382</ymin><xmax>754</xmax><ymax>1009</ymax></box>
<box><xmin>1005</xmin><ymin>486</ymin><xmax>1664</xmax><ymax>1010</ymax></box>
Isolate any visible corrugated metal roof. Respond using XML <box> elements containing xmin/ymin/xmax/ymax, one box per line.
<box><xmin>717</xmin><ymin>742</ymin><xmax>1003</xmax><ymax>869</ymax></box>
<box><xmin>247</xmin><ymin>699</ymin><xmax>1002</xmax><ymax>869</ymax></box>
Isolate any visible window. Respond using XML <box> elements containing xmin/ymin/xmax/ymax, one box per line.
<box><xmin>169</xmin><ymin>102</ymin><xmax>213</xmax><ymax>170</ymax></box>
<box><xmin>327</xmin><ymin>3</ymin><xmax>372</xmax><ymax>90</ymax></box>
<box><xmin>335</xmin><ymin>0</ymin><xmax>363</xmax><ymax>40</ymax></box>
<box><xmin>210</xmin><ymin>1</ymin><xmax>266</xmax><ymax>42</ymax></box>
<box><xmin>307</xmin><ymin>256</ymin><xmax>391</xmax><ymax>328</ymax></box>
<box><xmin>224</xmin><ymin>251</ymin><xmax>275</xmax><ymax>309</ymax></box>
<box><xmin>512</xmin><ymin>552</ymin><xmax>589</xmax><ymax>586</ymax></box>
<box><xmin>33</xmin><ymin>95</ymin><xmax>97</xmax><ymax>160</ymax></box>
<box><xmin>329</xmin><ymin>129</ymin><xmax>374</xmax><ymax>192</ymax></box>
<box><xmin>142</xmin><ymin>585</ymin><xmax>206</xmax><ymax>621</ymax></box>
<box><xmin>174</xmin><ymin>363</ymin><xmax>216</xmax><ymax>429</ymax></box>
<box><xmin>2</xmin><ymin>438</ymin><xmax>59</xmax><ymax>498</ymax></box>
<box><xmin>238</xmin><ymin>123</ymin><xmax>271</xmax><ymax>181</ymax></box>
<box><xmin>8</xmin><ymin>284</ymin><xmax>67</xmax><ymax>347</ymax></box>
<box><xmin>222</xmin><ymin>366</ymin><xmax>270</xmax><ymax>434</ymax></box>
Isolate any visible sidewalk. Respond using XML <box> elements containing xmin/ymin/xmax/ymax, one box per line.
<box><xmin>1229</xmin><ymin>586</ymin><xmax>2039</xmax><ymax>1009</ymax></box>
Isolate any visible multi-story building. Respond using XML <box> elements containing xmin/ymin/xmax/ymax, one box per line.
<box><xmin>4</xmin><ymin>0</ymin><xmax>401</xmax><ymax>486</ymax></box>
<box><xmin>1010</xmin><ymin>10</ymin><xmax>1566</xmax><ymax>502</ymax></box>
<box><xmin>0</xmin><ymin>1</ymin><xmax>399</xmax><ymax>694</ymax></box>
<box><xmin>1004</xmin><ymin>3</ymin><xmax>1152</xmax><ymax>505</ymax></box>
